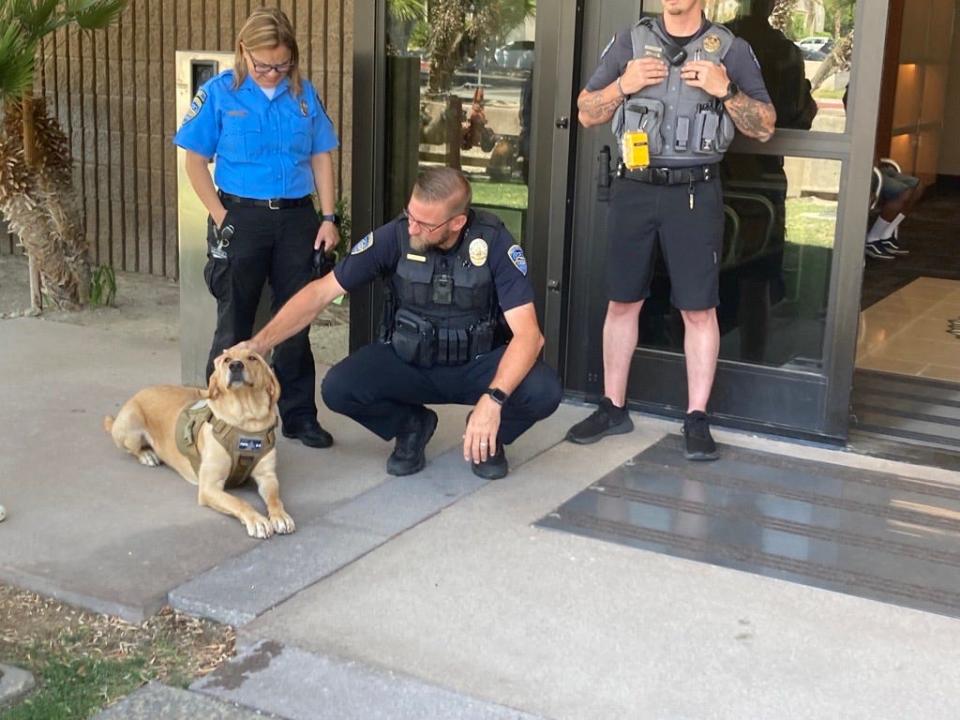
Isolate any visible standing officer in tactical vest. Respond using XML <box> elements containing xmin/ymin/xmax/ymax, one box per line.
<box><xmin>566</xmin><ymin>0</ymin><xmax>776</xmax><ymax>460</ymax></box>
<box><xmin>231</xmin><ymin>168</ymin><xmax>562</xmax><ymax>480</ymax></box>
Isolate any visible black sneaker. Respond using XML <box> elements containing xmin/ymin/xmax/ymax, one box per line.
<box><xmin>566</xmin><ymin>397</ymin><xmax>634</xmax><ymax>445</ymax></box>
<box><xmin>682</xmin><ymin>411</ymin><xmax>719</xmax><ymax>461</ymax></box>
<box><xmin>865</xmin><ymin>242</ymin><xmax>895</xmax><ymax>260</ymax></box>
<box><xmin>472</xmin><ymin>444</ymin><xmax>509</xmax><ymax>480</ymax></box>
<box><xmin>387</xmin><ymin>407</ymin><xmax>439</xmax><ymax>476</ymax></box>
<box><xmin>879</xmin><ymin>239</ymin><xmax>909</xmax><ymax>255</ymax></box>
<box><xmin>282</xmin><ymin>419</ymin><xmax>333</xmax><ymax>448</ymax></box>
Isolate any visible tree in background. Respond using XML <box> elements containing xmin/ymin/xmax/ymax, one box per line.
<box><xmin>0</xmin><ymin>0</ymin><xmax>127</xmax><ymax>312</ymax></box>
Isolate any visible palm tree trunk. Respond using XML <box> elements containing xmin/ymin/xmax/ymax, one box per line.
<box><xmin>20</xmin><ymin>85</ymin><xmax>42</xmax><ymax>312</ymax></box>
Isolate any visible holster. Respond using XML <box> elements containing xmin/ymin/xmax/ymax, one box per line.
<box><xmin>391</xmin><ymin>308</ymin><xmax>436</xmax><ymax>368</ymax></box>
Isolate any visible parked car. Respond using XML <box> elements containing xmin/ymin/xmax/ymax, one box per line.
<box><xmin>795</xmin><ymin>35</ymin><xmax>833</xmax><ymax>60</ymax></box>
<box><xmin>494</xmin><ymin>41</ymin><xmax>534</xmax><ymax>70</ymax></box>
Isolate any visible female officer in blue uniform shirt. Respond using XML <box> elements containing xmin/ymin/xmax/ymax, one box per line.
<box><xmin>174</xmin><ymin>7</ymin><xmax>339</xmax><ymax>448</ymax></box>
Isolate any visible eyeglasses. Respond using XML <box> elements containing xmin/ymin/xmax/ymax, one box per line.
<box><xmin>246</xmin><ymin>50</ymin><xmax>294</xmax><ymax>75</ymax></box>
<box><xmin>402</xmin><ymin>207</ymin><xmax>463</xmax><ymax>233</ymax></box>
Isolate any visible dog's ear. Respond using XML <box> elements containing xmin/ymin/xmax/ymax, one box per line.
<box><xmin>263</xmin><ymin>360</ymin><xmax>281</xmax><ymax>407</ymax></box>
<box><xmin>207</xmin><ymin>355</ymin><xmax>224</xmax><ymax>400</ymax></box>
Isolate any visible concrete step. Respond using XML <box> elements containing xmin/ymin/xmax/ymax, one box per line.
<box><xmin>93</xmin><ymin>682</ymin><xmax>277</xmax><ymax>719</ymax></box>
<box><xmin>192</xmin><ymin>640</ymin><xmax>542</xmax><ymax>720</ymax></box>
<box><xmin>168</xmin><ymin>405</ymin><xmax>587</xmax><ymax>626</ymax></box>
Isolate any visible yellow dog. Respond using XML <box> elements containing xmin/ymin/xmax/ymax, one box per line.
<box><xmin>104</xmin><ymin>350</ymin><xmax>294</xmax><ymax>538</ymax></box>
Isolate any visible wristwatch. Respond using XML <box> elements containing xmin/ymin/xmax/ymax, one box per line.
<box><xmin>321</xmin><ymin>213</ymin><xmax>341</xmax><ymax>227</ymax></box>
<box><xmin>485</xmin><ymin>387</ymin><xmax>509</xmax><ymax>406</ymax></box>
<box><xmin>719</xmin><ymin>81</ymin><xmax>740</xmax><ymax>103</ymax></box>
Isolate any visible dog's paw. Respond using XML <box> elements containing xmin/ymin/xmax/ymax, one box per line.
<box><xmin>244</xmin><ymin>513</ymin><xmax>274</xmax><ymax>539</ymax></box>
<box><xmin>137</xmin><ymin>449</ymin><xmax>161</xmax><ymax>467</ymax></box>
<box><xmin>270</xmin><ymin>511</ymin><xmax>296</xmax><ymax>535</ymax></box>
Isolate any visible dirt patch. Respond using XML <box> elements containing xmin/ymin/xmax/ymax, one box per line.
<box><xmin>0</xmin><ymin>584</ymin><xmax>234</xmax><ymax>718</ymax></box>
<box><xmin>0</xmin><ymin>253</ymin><xmax>349</xmax><ymax>366</ymax></box>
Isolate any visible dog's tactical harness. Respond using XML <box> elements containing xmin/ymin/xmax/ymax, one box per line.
<box><xmin>175</xmin><ymin>400</ymin><xmax>276</xmax><ymax>487</ymax></box>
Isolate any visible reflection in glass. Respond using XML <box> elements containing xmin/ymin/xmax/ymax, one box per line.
<box><xmin>703</xmin><ymin>0</ymin><xmax>856</xmax><ymax>133</ymax></box>
<box><xmin>385</xmin><ymin>1</ymin><xmax>536</xmax><ymax>244</ymax></box>
<box><xmin>638</xmin><ymin>155</ymin><xmax>841</xmax><ymax>370</ymax></box>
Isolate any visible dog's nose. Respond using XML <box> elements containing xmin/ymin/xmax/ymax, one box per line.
<box><xmin>229</xmin><ymin>360</ymin><xmax>244</xmax><ymax>373</ymax></box>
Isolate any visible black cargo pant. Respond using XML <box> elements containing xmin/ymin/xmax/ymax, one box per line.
<box><xmin>203</xmin><ymin>199</ymin><xmax>318</xmax><ymax>427</ymax></box>
<box><xmin>321</xmin><ymin>342</ymin><xmax>563</xmax><ymax>445</ymax></box>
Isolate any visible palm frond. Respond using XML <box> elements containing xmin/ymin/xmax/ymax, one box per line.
<box><xmin>0</xmin><ymin>22</ymin><xmax>36</xmax><ymax>99</ymax></box>
<box><xmin>65</xmin><ymin>0</ymin><xmax>128</xmax><ymax>30</ymax></box>
<box><xmin>1</xmin><ymin>0</ymin><xmax>62</xmax><ymax>42</ymax></box>
<box><xmin>389</xmin><ymin>0</ymin><xmax>426</xmax><ymax>23</ymax></box>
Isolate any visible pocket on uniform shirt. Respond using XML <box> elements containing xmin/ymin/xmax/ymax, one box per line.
<box><xmin>218</xmin><ymin>114</ymin><xmax>262</xmax><ymax>160</ymax></box>
<box><xmin>288</xmin><ymin>112</ymin><xmax>314</xmax><ymax>156</ymax></box>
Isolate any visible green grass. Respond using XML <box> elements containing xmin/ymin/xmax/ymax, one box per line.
<box><xmin>785</xmin><ymin>197</ymin><xmax>838</xmax><ymax>248</ymax></box>
<box><xmin>469</xmin><ymin>181</ymin><xmax>529</xmax><ymax>210</ymax></box>
<box><xmin>1</xmin><ymin>653</ymin><xmax>149</xmax><ymax>720</ymax></box>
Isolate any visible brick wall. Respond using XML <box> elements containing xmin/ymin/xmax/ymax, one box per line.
<box><xmin>3</xmin><ymin>0</ymin><xmax>354</xmax><ymax>279</ymax></box>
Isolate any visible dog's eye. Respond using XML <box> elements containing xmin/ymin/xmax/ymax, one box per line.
<box><xmin>247</xmin><ymin>355</ymin><xmax>258</xmax><ymax>363</ymax></box>
<box><xmin>223</xmin><ymin>357</ymin><xmax>232</xmax><ymax>364</ymax></box>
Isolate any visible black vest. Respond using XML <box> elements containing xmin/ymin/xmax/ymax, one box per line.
<box><xmin>384</xmin><ymin>210</ymin><xmax>504</xmax><ymax>366</ymax></box>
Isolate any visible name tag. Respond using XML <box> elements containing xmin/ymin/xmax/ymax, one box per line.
<box><xmin>406</xmin><ymin>253</ymin><xmax>427</xmax><ymax>263</ymax></box>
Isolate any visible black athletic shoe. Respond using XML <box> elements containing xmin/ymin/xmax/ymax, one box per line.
<box><xmin>282</xmin><ymin>420</ymin><xmax>333</xmax><ymax>448</ymax></box>
<box><xmin>880</xmin><ymin>239</ymin><xmax>909</xmax><ymax>255</ymax></box>
<box><xmin>682</xmin><ymin>411</ymin><xmax>719</xmax><ymax>461</ymax></box>
<box><xmin>566</xmin><ymin>397</ymin><xmax>634</xmax><ymax>444</ymax></box>
<box><xmin>472</xmin><ymin>444</ymin><xmax>509</xmax><ymax>480</ymax></box>
<box><xmin>865</xmin><ymin>242</ymin><xmax>895</xmax><ymax>260</ymax></box>
<box><xmin>387</xmin><ymin>407</ymin><xmax>439</xmax><ymax>476</ymax></box>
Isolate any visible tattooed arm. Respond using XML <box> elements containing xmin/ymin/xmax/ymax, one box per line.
<box><xmin>578</xmin><ymin>57</ymin><xmax>669</xmax><ymax>128</ymax></box>
<box><xmin>681</xmin><ymin>59</ymin><xmax>777</xmax><ymax>142</ymax></box>
<box><xmin>723</xmin><ymin>92</ymin><xmax>776</xmax><ymax>142</ymax></box>
<box><xmin>577</xmin><ymin>83</ymin><xmax>626</xmax><ymax>128</ymax></box>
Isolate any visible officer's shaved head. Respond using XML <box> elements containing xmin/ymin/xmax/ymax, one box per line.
<box><xmin>412</xmin><ymin>167</ymin><xmax>472</xmax><ymax>215</ymax></box>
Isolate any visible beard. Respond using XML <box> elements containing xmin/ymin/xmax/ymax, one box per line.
<box><xmin>409</xmin><ymin>234</ymin><xmax>431</xmax><ymax>253</ymax></box>
<box><xmin>410</xmin><ymin>228</ymin><xmax>456</xmax><ymax>253</ymax></box>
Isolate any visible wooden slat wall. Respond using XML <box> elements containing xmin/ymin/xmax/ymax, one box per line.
<box><xmin>4</xmin><ymin>0</ymin><xmax>354</xmax><ymax>278</ymax></box>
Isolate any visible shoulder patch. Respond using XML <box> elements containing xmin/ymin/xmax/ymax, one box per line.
<box><xmin>351</xmin><ymin>232</ymin><xmax>374</xmax><ymax>255</ymax></box>
<box><xmin>600</xmin><ymin>34</ymin><xmax>616</xmax><ymax>60</ymax></box>
<box><xmin>183</xmin><ymin>88</ymin><xmax>207</xmax><ymax>123</ymax></box>
<box><xmin>507</xmin><ymin>244</ymin><xmax>527</xmax><ymax>276</ymax></box>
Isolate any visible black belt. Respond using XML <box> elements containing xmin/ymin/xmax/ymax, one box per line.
<box><xmin>219</xmin><ymin>192</ymin><xmax>313</xmax><ymax>210</ymax></box>
<box><xmin>617</xmin><ymin>163</ymin><xmax>716</xmax><ymax>185</ymax></box>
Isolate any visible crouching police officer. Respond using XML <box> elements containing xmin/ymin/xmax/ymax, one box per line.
<box><xmin>232</xmin><ymin>167</ymin><xmax>562</xmax><ymax>479</ymax></box>
<box><xmin>566</xmin><ymin>0</ymin><xmax>775</xmax><ymax>460</ymax></box>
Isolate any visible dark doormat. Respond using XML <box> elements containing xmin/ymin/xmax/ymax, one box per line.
<box><xmin>537</xmin><ymin>436</ymin><xmax>960</xmax><ymax>618</ymax></box>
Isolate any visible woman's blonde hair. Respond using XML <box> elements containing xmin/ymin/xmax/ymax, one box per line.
<box><xmin>234</xmin><ymin>7</ymin><xmax>302</xmax><ymax>96</ymax></box>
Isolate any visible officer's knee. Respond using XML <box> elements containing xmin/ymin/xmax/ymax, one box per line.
<box><xmin>320</xmin><ymin>364</ymin><xmax>351</xmax><ymax>412</ymax></box>
<box><xmin>520</xmin><ymin>366</ymin><xmax>563</xmax><ymax>419</ymax></box>
<box><xmin>680</xmin><ymin>308</ymin><xmax>716</xmax><ymax>328</ymax></box>
<box><xmin>607</xmin><ymin>300</ymin><xmax>644</xmax><ymax>320</ymax></box>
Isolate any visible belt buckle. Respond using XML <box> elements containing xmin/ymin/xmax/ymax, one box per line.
<box><xmin>267</xmin><ymin>198</ymin><xmax>281</xmax><ymax>210</ymax></box>
<box><xmin>652</xmin><ymin>168</ymin><xmax>670</xmax><ymax>185</ymax></box>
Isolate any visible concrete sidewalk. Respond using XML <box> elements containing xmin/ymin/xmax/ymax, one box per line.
<box><xmin>2</xmin><ymin>315</ymin><xmax>960</xmax><ymax>719</ymax></box>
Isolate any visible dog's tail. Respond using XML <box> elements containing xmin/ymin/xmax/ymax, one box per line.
<box><xmin>103</xmin><ymin>415</ymin><xmax>115</xmax><ymax>434</ymax></box>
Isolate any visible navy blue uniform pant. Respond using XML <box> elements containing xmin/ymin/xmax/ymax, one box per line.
<box><xmin>321</xmin><ymin>342</ymin><xmax>562</xmax><ymax>445</ymax></box>
<box><xmin>203</xmin><ymin>201</ymin><xmax>318</xmax><ymax>426</ymax></box>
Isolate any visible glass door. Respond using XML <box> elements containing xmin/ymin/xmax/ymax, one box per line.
<box><xmin>351</xmin><ymin>0</ymin><xmax>579</xmax><ymax>354</ymax></box>
<box><xmin>564</xmin><ymin>0</ymin><xmax>890</xmax><ymax>439</ymax></box>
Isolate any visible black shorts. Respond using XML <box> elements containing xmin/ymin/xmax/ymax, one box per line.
<box><xmin>606</xmin><ymin>175</ymin><xmax>723</xmax><ymax>310</ymax></box>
